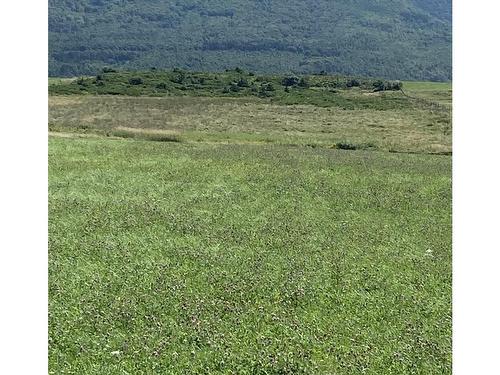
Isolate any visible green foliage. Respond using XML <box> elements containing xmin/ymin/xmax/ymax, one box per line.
<box><xmin>236</xmin><ymin>78</ymin><xmax>249</xmax><ymax>87</ymax></box>
<box><xmin>229</xmin><ymin>82</ymin><xmax>241</xmax><ymax>92</ymax></box>
<box><xmin>49</xmin><ymin>70</ymin><xmax>413</xmax><ymax>110</ymax></box>
<box><xmin>298</xmin><ymin>77</ymin><xmax>309</xmax><ymax>88</ymax></box>
<box><xmin>346</xmin><ymin>79</ymin><xmax>361</xmax><ymax>88</ymax></box>
<box><xmin>373</xmin><ymin>80</ymin><xmax>403</xmax><ymax>92</ymax></box>
<box><xmin>335</xmin><ymin>142</ymin><xmax>358</xmax><ymax>150</ymax></box>
<box><xmin>155</xmin><ymin>82</ymin><xmax>168</xmax><ymax>90</ymax></box>
<box><xmin>128</xmin><ymin>77</ymin><xmax>144</xmax><ymax>85</ymax></box>
<box><xmin>282</xmin><ymin>76</ymin><xmax>300</xmax><ymax>87</ymax></box>
<box><xmin>48</xmin><ymin>0</ymin><xmax>452</xmax><ymax>81</ymax></box>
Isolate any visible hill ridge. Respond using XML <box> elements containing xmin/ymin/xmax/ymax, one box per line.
<box><xmin>49</xmin><ymin>0</ymin><xmax>452</xmax><ymax>81</ymax></box>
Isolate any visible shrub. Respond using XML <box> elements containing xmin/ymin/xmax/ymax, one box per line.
<box><xmin>282</xmin><ymin>75</ymin><xmax>299</xmax><ymax>87</ymax></box>
<box><xmin>261</xmin><ymin>82</ymin><xmax>275</xmax><ymax>91</ymax></box>
<box><xmin>155</xmin><ymin>82</ymin><xmax>168</xmax><ymax>90</ymax></box>
<box><xmin>237</xmin><ymin>78</ymin><xmax>249</xmax><ymax>87</ymax></box>
<box><xmin>387</xmin><ymin>80</ymin><xmax>403</xmax><ymax>90</ymax></box>
<box><xmin>258</xmin><ymin>83</ymin><xmax>275</xmax><ymax>97</ymax></box>
<box><xmin>336</xmin><ymin>142</ymin><xmax>357</xmax><ymax>150</ymax></box>
<box><xmin>112</xmin><ymin>129</ymin><xmax>181</xmax><ymax>143</ymax></box>
<box><xmin>144</xmin><ymin>134</ymin><xmax>181</xmax><ymax>142</ymax></box>
<box><xmin>128</xmin><ymin>77</ymin><xmax>144</xmax><ymax>85</ymax></box>
<box><xmin>230</xmin><ymin>82</ymin><xmax>241</xmax><ymax>92</ymax></box>
<box><xmin>170</xmin><ymin>72</ymin><xmax>185</xmax><ymax>84</ymax></box>
<box><xmin>346</xmin><ymin>79</ymin><xmax>360</xmax><ymax>88</ymax></box>
<box><xmin>373</xmin><ymin>80</ymin><xmax>403</xmax><ymax>92</ymax></box>
<box><xmin>298</xmin><ymin>77</ymin><xmax>309</xmax><ymax>88</ymax></box>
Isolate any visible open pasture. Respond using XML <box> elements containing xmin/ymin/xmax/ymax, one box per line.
<box><xmin>49</xmin><ymin>94</ymin><xmax>451</xmax><ymax>154</ymax></box>
<box><xmin>49</xmin><ymin>136</ymin><xmax>451</xmax><ymax>374</ymax></box>
<box><xmin>49</xmin><ymin>71</ymin><xmax>452</xmax><ymax>374</ymax></box>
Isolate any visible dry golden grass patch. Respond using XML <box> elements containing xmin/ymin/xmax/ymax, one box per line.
<box><xmin>49</xmin><ymin>95</ymin><xmax>451</xmax><ymax>153</ymax></box>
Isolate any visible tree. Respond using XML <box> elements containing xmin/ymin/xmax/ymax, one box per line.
<box><xmin>128</xmin><ymin>77</ymin><xmax>144</xmax><ymax>85</ymax></box>
<box><xmin>282</xmin><ymin>75</ymin><xmax>299</xmax><ymax>87</ymax></box>
<box><xmin>230</xmin><ymin>82</ymin><xmax>241</xmax><ymax>92</ymax></box>
<box><xmin>346</xmin><ymin>79</ymin><xmax>360</xmax><ymax>88</ymax></box>
<box><xmin>237</xmin><ymin>78</ymin><xmax>249</xmax><ymax>87</ymax></box>
<box><xmin>298</xmin><ymin>77</ymin><xmax>309</xmax><ymax>88</ymax></box>
<box><xmin>372</xmin><ymin>80</ymin><xmax>386</xmax><ymax>92</ymax></box>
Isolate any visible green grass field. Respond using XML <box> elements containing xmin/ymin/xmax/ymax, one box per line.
<box><xmin>49</xmin><ymin>73</ymin><xmax>452</xmax><ymax>374</ymax></box>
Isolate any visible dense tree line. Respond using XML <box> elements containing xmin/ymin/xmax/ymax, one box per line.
<box><xmin>49</xmin><ymin>0</ymin><xmax>451</xmax><ymax>81</ymax></box>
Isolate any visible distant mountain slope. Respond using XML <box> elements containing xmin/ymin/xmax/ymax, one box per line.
<box><xmin>49</xmin><ymin>0</ymin><xmax>451</xmax><ymax>81</ymax></box>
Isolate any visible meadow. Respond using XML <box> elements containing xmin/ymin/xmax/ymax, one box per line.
<box><xmin>49</xmin><ymin>71</ymin><xmax>451</xmax><ymax>155</ymax></box>
<box><xmin>49</xmin><ymin>72</ymin><xmax>452</xmax><ymax>374</ymax></box>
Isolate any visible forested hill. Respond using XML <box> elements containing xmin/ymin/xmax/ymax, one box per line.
<box><xmin>49</xmin><ymin>0</ymin><xmax>452</xmax><ymax>81</ymax></box>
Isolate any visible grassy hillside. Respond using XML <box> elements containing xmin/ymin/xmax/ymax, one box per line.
<box><xmin>49</xmin><ymin>0</ymin><xmax>451</xmax><ymax>81</ymax></box>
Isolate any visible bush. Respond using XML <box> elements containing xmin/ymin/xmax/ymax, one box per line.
<box><xmin>144</xmin><ymin>134</ymin><xmax>181</xmax><ymax>142</ymax></box>
<box><xmin>373</xmin><ymin>80</ymin><xmax>403</xmax><ymax>92</ymax></box>
<box><xmin>261</xmin><ymin>82</ymin><xmax>275</xmax><ymax>91</ymax></box>
<box><xmin>387</xmin><ymin>80</ymin><xmax>403</xmax><ymax>90</ymax></box>
<box><xmin>258</xmin><ymin>83</ymin><xmax>275</xmax><ymax>97</ymax></box>
<box><xmin>155</xmin><ymin>82</ymin><xmax>168</xmax><ymax>90</ymax></box>
<box><xmin>298</xmin><ymin>77</ymin><xmax>309</xmax><ymax>88</ymax></box>
<box><xmin>237</xmin><ymin>78</ymin><xmax>249</xmax><ymax>87</ymax></box>
<box><xmin>170</xmin><ymin>72</ymin><xmax>186</xmax><ymax>84</ymax></box>
<box><xmin>112</xmin><ymin>129</ymin><xmax>181</xmax><ymax>142</ymax></box>
<box><xmin>230</xmin><ymin>82</ymin><xmax>241</xmax><ymax>92</ymax></box>
<box><xmin>129</xmin><ymin>77</ymin><xmax>144</xmax><ymax>85</ymax></box>
<box><xmin>346</xmin><ymin>79</ymin><xmax>360</xmax><ymax>88</ymax></box>
<box><xmin>336</xmin><ymin>142</ymin><xmax>357</xmax><ymax>150</ymax></box>
<box><xmin>282</xmin><ymin>75</ymin><xmax>299</xmax><ymax>87</ymax></box>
